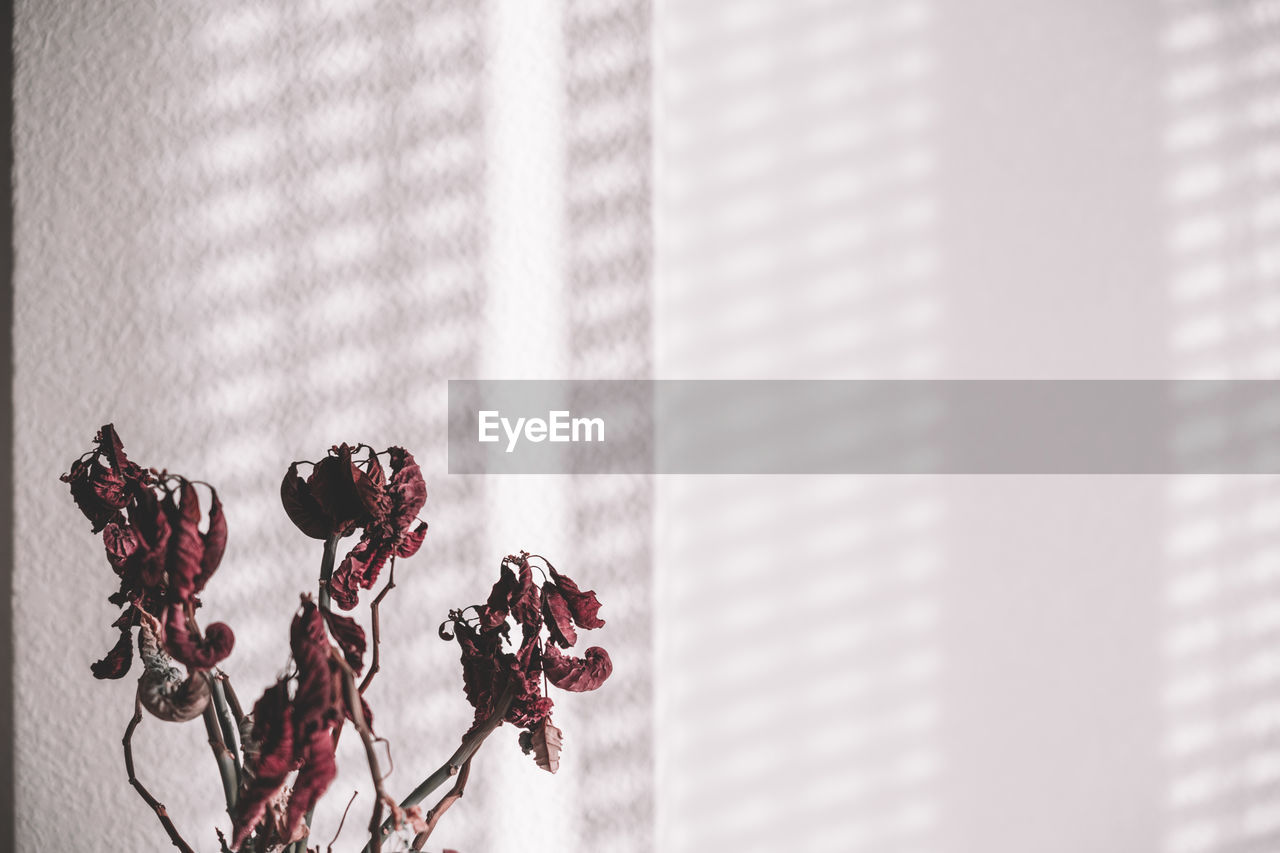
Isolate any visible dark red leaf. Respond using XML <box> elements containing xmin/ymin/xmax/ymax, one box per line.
<box><xmin>543</xmin><ymin>644</ymin><xmax>612</xmax><ymax>693</ymax></box>
<box><xmin>480</xmin><ymin>565</ymin><xmax>518</xmax><ymax>631</ymax></box>
<box><xmin>541</xmin><ymin>585</ymin><xmax>577</xmax><ymax>648</ymax></box>
<box><xmin>550</xmin><ymin>567</ymin><xmax>606</xmax><ymax>630</ymax></box>
<box><xmin>397</xmin><ymin>521</ymin><xmax>428</xmax><ymax>558</ymax></box>
<box><xmin>511</xmin><ymin>564</ymin><xmax>542</xmax><ymax>629</ymax></box>
<box><xmin>284</xmin><ymin>727</ymin><xmax>338</xmax><ymax>838</ymax></box>
<box><xmin>232</xmin><ymin>681</ymin><xmax>295</xmax><ymax>849</ymax></box>
<box><xmin>322</xmin><ymin>608</ymin><xmax>366</xmax><ymax>673</ymax></box>
<box><xmin>281</xmin><ymin>462</ymin><xmax>332</xmax><ymax>540</ymax></box>
<box><xmin>196</xmin><ymin>489</ymin><xmax>227</xmax><ymax>592</ymax></box>
<box><xmin>165</xmin><ymin>481</ymin><xmax>205</xmax><ymax>603</ymax></box>
<box><xmin>90</xmin><ymin>628</ymin><xmax>134</xmax><ymax>679</ymax></box>
<box><xmin>164</xmin><ymin>606</ymin><xmax>234</xmax><ymax>670</ymax></box>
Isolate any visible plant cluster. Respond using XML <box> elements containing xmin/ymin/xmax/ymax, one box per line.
<box><xmin>62</xmin><ymin>425</ymin><xmax>612</xmax><ymax>852</ymax></box>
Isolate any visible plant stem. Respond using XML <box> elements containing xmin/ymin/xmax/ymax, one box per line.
<box><xmin>202</xmin><ymin>700</ymin><xmax>239</xmax><ymax>813</ymax></box>
<box><xmin>411</xmin><ymin>756</ymin><xmax>472</xmax><ymax>850</ymax></box>
<box><xmin>210</xmin><ymin>676</ymin><xmax>242</xmax><ymax>777</ymax></box>
<box><xmin>318</xmin><ymin>533</ymin><xmax>341</xmax><ymax>612</ymax></box>
<box><xmin>124</xmin><ymin>693</ymin><xmax>198</xmax><ymax>853</ymax></box>
<box><xmin>333</xmin><ymin>650</ymin><xmax>387</xmax><ymax>852</ymax></box>
<box><xmin>364</xmin><ymin>684</ymin><xmax>515</xmax><ymax>851</ymax></box>
<box><xmin>360</xmin><ymin>558</ymin><xmax>396</xmax><ymax>694</ymax></box>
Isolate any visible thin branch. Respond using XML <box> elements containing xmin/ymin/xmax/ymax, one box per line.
<box><xmin>366</xmin><ymin>682</ymin><xmax>516</xmax><ymax>851</ymax></box>
<box><xmin>328</xmin><ymin>792</ymin><xmax>359</xmax><ymax>853</ymax></box>
<box><xmin>360</xmin><ymin>558</ymin><xmax>397</xmax><ymax>695</ymax></box>
<box><xmin>333</xmin><ymin>649</ymin><xmax>388</xmax><ymax>852</ymax></box>
<box><xmin>123</xmin><ymin>693</ymin><xmax>197</xmax><ymax>853</ymax></box>
<box><xmin>410</xmin><ymin>757</ymin><xmax>472</xmax><ymax>851</ymax></box>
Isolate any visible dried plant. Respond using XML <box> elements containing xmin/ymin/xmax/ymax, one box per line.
<box><xmin>62</xmin><ymin>425</ymin><xmax>612</xmax><ymax>852</ymax></box>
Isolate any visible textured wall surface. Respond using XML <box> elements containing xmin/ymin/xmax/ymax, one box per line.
<box><xmin>656</xmin><ymin>1</ymin><xmax>1280</xmax><ymax>852</ymax></box>
<box><xmin>14</xmin><ymin>1</ymin><xmax>650</xmax><ymax>851</ymax></box>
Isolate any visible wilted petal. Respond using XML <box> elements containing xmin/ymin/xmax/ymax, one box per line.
<box><xmin>543</xmin><ymin>645</ymin><xmax>612</xmax><ymax>693</ymax></box>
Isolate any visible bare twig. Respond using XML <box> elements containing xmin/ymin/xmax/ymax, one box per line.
<box><xmin>333</xmin><ymin>649</ymin><xmax>388</xmax><ymax>852</ymax></box>
<box><xmin>123</xmin><ymin>693</ymin><xmax>197</xmax><ymax>853</ymax></box>
<box><xmin>360</xmin><ymin>557</ymin><xmax>397</xmax><ymax>695</ymax></box>
<box><xmin>328</xmin><ymin>792</ymin><xmax>359</xmax><ymax>853</ymax></box>
<box><xmin>366</xmin><ymin>682</ymin><xmax>516</xmax><ymax>851</ymax></box>
<box><xmin>410</xmin><ymin>757</ymin><xmax>472</xmax><ymax>851</ymax></box>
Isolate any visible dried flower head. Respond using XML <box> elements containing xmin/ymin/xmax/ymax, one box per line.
<box><xmin>281</xmin><ymin>444</ymin><xmax>428</xmax><ymax>610</ymax></box>
<box><xmin>443</xmin><ymin>552</ymin><xmax>612</xmax><ymax>772</ymax></box>
<box><xmin>62</xmin><ymin>425</ymin><xmax>235</xmax><ymax>679</ymax></box>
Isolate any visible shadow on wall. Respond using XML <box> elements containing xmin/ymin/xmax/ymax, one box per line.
<box><xmin>1163</xmin><ymin>2</ymin><xmax>1280</xmax><ymax>850</ymax></box>
<box><xmin>564</xmin><ymin>1</ymin><xmax>655</xmax><ymax>850</ymax></box>
<box><xmin>155</xmin><ymin>1</ymin><xmax>495</xmax><ymax>847</ymax></box>
<box><xmin>657</xmin><ymin>1</ymin><xmax>943</xmax><ymax>850</ymax></box>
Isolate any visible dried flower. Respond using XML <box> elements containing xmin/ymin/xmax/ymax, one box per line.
<box><xmin>444</xmin><ymin>552</ymin><xmax>611</xmax><ymax>770</ymax></box>
<box><xmin>62</xmin><ymin>425</ymin><xmax>235</xmax><ymax>679</ymax></box>
<box><xmin>281</xmin><ymin>444</ymin><xmax>428</xmax><ymax>610</ymax></box>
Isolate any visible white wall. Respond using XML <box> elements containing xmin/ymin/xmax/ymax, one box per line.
<box><xmin>15</xmin><ymin>1</ymin><xmax>1280</xmax><ymax>852</ymax></box>
<box><xmin>657</xmin><ymin>2</ymin><xmax>1280</xmax><ymax>852</ymax></box>
<box><xmin>14</xmin><ymin>1</ymin><xmax>650</xmax><ymax>851</ymax></box>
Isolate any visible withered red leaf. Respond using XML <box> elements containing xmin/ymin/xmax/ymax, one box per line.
<box><xmin>281</xmin><ymin>463</ymin><xmax>332</xmax><ymax>540</ymax></box>
<box><xmin>284</xmin><ymin>727</ymin><xmax>338</xmax><ymax>838</ymax></box>
<box><xmin>480</xmin><ymin>565</ymin><xmax>518</xmax><ymax>631</ymax></box>
<box><xmin>550</xmin><ymin>567</ymin><xmax>605</xmax><ymax>630</ymax></box>
<box><xmin>90</xmin><ymin>628</ymin><xmax>134</xmax><ymax>680</ymax></box>
<box><xmin>543</xmin><ymin>644</ymin><xmax>612</xmax><ymax>693</ymax></box>
<box><xmin>322</xmin><ymin>608</ymin><xmax>367</xmax><ymax>673</ymax></box>
<box><xmin>195</xmin><ymin>489</ymin><xmax>227</xmax><ymax>592</ymax></box>
<box><xmin>231</xmin><ymin>680</ymin><xmax>295</xmax><ymax>850</ymax></box>
<box><xmin>397</xmin><ymin>521</ymin><xmax>428</xmax><ymax>558</ymax></box>
<box><xmin>511</xmin><ymin>564</ymin><xmax>542</xmax><ymax>629</ymax></box>
<box><xmin>541</xmin><ymin>585</ymin><xmax>577</xmax><ymax>648</ymax></box>
<box><xmin>165</xmin><ymin>481</ymin><xmax>205</xmax><ymax>602</ymax></box>
<box><xmin>164</xmin><ymin>607</ymin><xmax>235</xmax><ymax>670</ymax></box>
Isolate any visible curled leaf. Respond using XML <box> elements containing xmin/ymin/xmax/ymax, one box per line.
<box><xmin>550</xmin><ymin>567</ymin><xmax>605</xmax><ymax>630</ymax></box>
<box><xmin>541</xmin><ymin>585</ymin><xmax>577</xmax><ymax>648</ymax></box>
<box><xmin>90</xmin><ymin>627</ymin><xmax>134</xmax><ymax>680</ymax></box>
<box><xmin>543</xmin><ymin>644</ymin><xmax>613</xmax><ymax>692</ymax></box>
